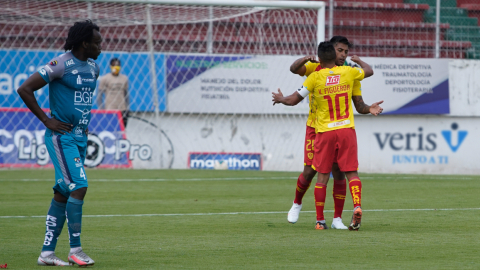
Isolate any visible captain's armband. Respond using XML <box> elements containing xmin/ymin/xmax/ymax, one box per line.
<box><xmin>297</xmin><ymin>85</ymin><xmax>310</xmax><ymax>98</ymax></box>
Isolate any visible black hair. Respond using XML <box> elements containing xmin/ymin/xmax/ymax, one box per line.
<box><xmin>63</xmin><ymin>20</ymin><xmax>100</xmax><ymax>51</ymax></box>
<box><xmin>317</xmin><ymin>41</ymin><xmax>336</xmax><ymax>63</ymax></box>
<box><xmin>110</xmin><ymin>58</ymin><xmax>121</xmax><ymax>65</ymax></box>
<box><xmin>329</xmin><ymin>35</ymin><xmax>352</xmax><ymax>48</ymax></box>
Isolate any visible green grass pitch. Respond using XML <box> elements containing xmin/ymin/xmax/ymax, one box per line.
<box><xmin>1</xmin><ymin>169</ymin><xmax>479</xmax><ymax>269</ymax></box>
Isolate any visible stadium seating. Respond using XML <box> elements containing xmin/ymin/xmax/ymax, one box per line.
<box><xmin>460</xmin><ymin>4</ymin><xmax>480</xmax><ymax>26</ymax></box>
<box><xmin>319</xmin><ymin>0</ymin><xmax>471</xmax><ymax>58</ymax></box>
<box><xmin>0</xmin><ymin>0</ymin><xmax>477</xmax><ymax>58</ymax></box>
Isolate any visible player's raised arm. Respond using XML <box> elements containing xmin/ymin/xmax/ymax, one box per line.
<box><xmin>17</xmin><ymin>73</ymin><xmax>73</xmax><ymax>134</ymax></box>
<box><xmin>352</xmin><ymin>96</ymin><xmax>383</xmax><ymax>116</ymax></box>
<box><xmin>289</xmin><ymin>55</ymin><xmax>319</xmax><ymax>76</ymax></box>
<box><xmin>350</xmin><ymin>55</ymin><xmax>373</xmax><ymax>78</ymax></box>
<box><xmin>272</xmin><ymin>88</ymin><xmax>305</xmax><ymax>106</ymax></box>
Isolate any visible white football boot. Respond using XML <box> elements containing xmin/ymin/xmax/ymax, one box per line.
<box><xmin>287</xmin><ymin>202</ymin><xmax>302</xmax><ymax>223</ymax></box>
<box><xmin>331</xmin><ymin>217</ymin><xmax>348</xmax><ymax>229</ymax></box>
<box><xmin>37</xmin><ymin>253</ymin><xmax>70</xmax><ymax>266</ymax></box>
<box><xmin>68</xmin><ymin>249</ymin><xmax>95</xmax><ymax>267</ymax></box>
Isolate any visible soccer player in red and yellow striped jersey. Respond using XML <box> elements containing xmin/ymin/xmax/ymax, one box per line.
<box><xmin>273</xmin><ymin>41</ymin><xmax>383</xmax><ymax>231</ymax></box>
<box><xmin>284</xmin><ymin>36</ymin><xmax>369</xmax><ymax>229</ymax></box>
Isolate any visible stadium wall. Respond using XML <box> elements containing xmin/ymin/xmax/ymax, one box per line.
<box><xmin>449</xmin><ymin>60</ymin><xmax>480</xmax><ymax>116</ymax></box>
<box><xmin>2</xmin><ymin>56</ymin><xmax>480</xmax><ymax>173</ymax></box>
<box><xmin>127</xmin><ymin>113</ymin><xmax>479</xmax><ymax>175</ymax></box>
<box><xmin>128</xmin><ymin>59</ymin><xmax>480</xmax><ymax>174</ymax></box>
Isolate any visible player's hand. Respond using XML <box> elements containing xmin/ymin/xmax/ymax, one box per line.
<box><xmin>85</xmin><ymin>128</ymin><xmax>89</xmax><ymax>136</ymax></box>
<box><xmin>43</xmin><ymin>118</ymin><xmax>73</xmax><ymax>134</ymax></box>
<box><xmin>350</xmin><ymin>55</ymin><xmax>362</xmax><ymax>64</ymax></box>
<box><xmin>304</xmin><ymin>55</ymin><xmax>319</xmax><ymax>63</ymax></box>
<box><xmin>369</xmin><ymin>100</ymin><xmax>384</xmax><ymax>116</ymax></box>
<box><xmin>272</xmin><ymin>88</ymin><xmax>284</xmax><ymax>105</ymax></box>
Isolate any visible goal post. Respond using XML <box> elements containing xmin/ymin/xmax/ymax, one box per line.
<box><xmin>0</xmin><ymin>0</ymin><xmax>327</xmax><ymax>171</ymax></box>
<box><xmin>81</xmin><ymin>0</ymin><xmax>326</xmax><ymax>45</ymax></box>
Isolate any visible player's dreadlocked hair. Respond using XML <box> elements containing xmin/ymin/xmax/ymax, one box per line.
<box><xmin>63</xmin><ymin>20</ymin><xmax>100</xmax><ymax>52</ymax></box>
<box><xmin>317</xmin><ymin>41</ymin><xmax>336</xmax><ymax>63</ymax></box>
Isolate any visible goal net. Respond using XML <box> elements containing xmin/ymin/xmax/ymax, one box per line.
<box><xmin>0</xmin><ymin>0</ymin><xmax>325</xmax><ymax>171</ymax></box>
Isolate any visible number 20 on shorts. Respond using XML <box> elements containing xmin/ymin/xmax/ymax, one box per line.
<box><xmin>306</xmin><ymin>139</ymin><xmax>314</xmax><ymax>151</ymax></box>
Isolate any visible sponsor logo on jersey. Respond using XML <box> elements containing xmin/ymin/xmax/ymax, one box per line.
<box><xmin>325</xmin><ymin>75</ymin><xmax>340</xmax><ymax>86</ymax></box>
<box><xmin>77</xmin><ymin>74</ymin><xmax>95</xmax><ymax>84</ymax></box>
<box><xmin>327</xmin><ymin>119</ymin><xmax>350</xmax><ymax>128</ymax></box>
<box><xmin>68</xmin><ymin>183</ymin><xmax>76</xmax><ymax>190</ymax></box>
<box><xmin>66</xmin><ymin>59</ymin><xmax>74</xmax><ymax>66</ymax></box>
<box><xmin>75</xmin><ymin>108</ymin><xmax>91</xmax><ymax>118</ymax></box>
<box><xmin>39</xmin><ymin>69</ymin><xmax>46</xmax><ymax>76</ymax></box>
<box><xmin>75</xmin><ymin>108</ymin><xmax>91</xmax><ymax>124</ymax></box>
<box><xmin>90</xmin><ymin>68</ymin><xmax>95</xmax><ymax>79</ymax></box>
<box><xmin>74</xmin><ymin>157</ymin><xmax>83</xmax><ymax>167</ymax></box>
<box><xmin>72</xmin><ymin>69</ymin><xmax>78</xmax><ymax>74</ymax></box>
<box><xmin>74</xmin><ymin>88</ymin><xmax>94</xmax><ymax>106</ymax></box>
<box><xmin>88</xmin><ymin>60</ymin><xmax>95</xmax><ymax>67</ymax></box>
<box><xmin>74</xmin><ymin>126</ymin><xmax>84</xmax><ymax>137</ymax></box>
<box><xmin>57</xmin><ymin>179</ymin><xmax>63</xmax><ymax>184</ymax></box>
<box><xmin>49</xmin><ymin>60</ymin><xmax>57</xmax><ymax>66</ymax></box>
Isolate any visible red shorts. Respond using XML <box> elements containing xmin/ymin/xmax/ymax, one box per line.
<box><xmin>312</xmin><ymin>128</ymin><xmax>358</xmax><ymax>173</ymax></box>
<box><xmin>303</xmin><ymin>125</ymin><xmax>316</xmax><ymax>166</ymax></box>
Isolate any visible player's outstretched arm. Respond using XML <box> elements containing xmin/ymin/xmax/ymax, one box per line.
<box><xmin>17</xmin><ymin>73</ymin><xmax>73</xmax><ymax>134</ymax></box>
<box><xmin>272</xmin><ymin>88</ymin><xmax>304</xmax><ymax>106</ymax></box>
<box><xmin>290</xmin><ymin>55</ymin><xmax>318</xmax><ymax>76</ymax></box>
<box><xmin>350</xmin><ymin>55</ymin><xmax>374</xmax><ymax>78</ymax></box>
<box><xmin>352</xmin><ymin>96</ymin><xmax>383</xmax><ymax>116</ymax></box>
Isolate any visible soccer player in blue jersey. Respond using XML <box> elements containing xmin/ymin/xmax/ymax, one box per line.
<box><xmin>17</xmin><ymin>20</ymin><xmax>102</xmax><ymax>266</ymax></box>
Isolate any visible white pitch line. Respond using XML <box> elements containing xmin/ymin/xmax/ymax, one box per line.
<box><xmin>1</xmin><ymin>207</ymin><xmax>479</xmax><ymax>219</ymax></box>
<box><xmin>0</xmin><ymin>176</ymin><xmax>479</xmax><ymax>182</ymax></box>
<box><xmin>0</xmin><ymin>177</ymin><xmax>297</xmax><ymax>182</ymax></box>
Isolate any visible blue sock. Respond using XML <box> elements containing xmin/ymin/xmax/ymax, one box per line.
<box><xmin>66</xmin><ymin>197</ymin><xmax>84</xmax><ymax>248</ymax></box>
<box><xmin>42</xmin><ymin>199</ymin><xmax>67</xmax><ymax>252</ymax></box>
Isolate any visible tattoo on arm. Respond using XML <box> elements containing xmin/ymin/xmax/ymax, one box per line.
<box><xmin>352</xmin><ymin>96</ymin><xmax>370</xmax><ymax>114</ymax></box>
<box><xmin>290</xmin><ymin>57</ymin><xmax>308</xmax><ymax>73</ymax></box>
<box><xmin>292</xmin><ymin>59</ymin><xmax>305</xmax><ymax>71</ymax></box>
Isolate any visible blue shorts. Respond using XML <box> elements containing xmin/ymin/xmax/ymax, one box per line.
<box><xmin>45</xmin><ymin>133</ymin><xmax>88</xmax><ymax>197</ymax></box>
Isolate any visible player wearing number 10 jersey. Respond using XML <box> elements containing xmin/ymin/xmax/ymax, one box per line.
<box><xmin>284</xmin><ymin>36</ymin><xmax>372</xmax><ymax>229</ymax></box>
<box><xmin>272</xmin><ymin>41</ymin><xmax>383</xmax><ymax>230</ymax></box>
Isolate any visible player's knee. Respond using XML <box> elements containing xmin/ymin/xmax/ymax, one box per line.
<box><xmin>331</xmin><ymin>163</ymin><xmax>345</xmax><ymax>180</ymax></box>
<box><xmin>70</xmin><ymin>187</ymin><xmax>87</xmax><ymax>201</ymax></box>
<box><xmin>345</xmin><ymin>171</ymin><xmax>359</xmax><ymax>180</ymax></box>
<box><xmin>303</xmin><ymin>166</ymin><xmax>316</xmax><ymax>181</ymax></box>
<box><xmin>53</xmin><ymin>191</ymin><xmax>68</xmax><ymax>203</ymax></box>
